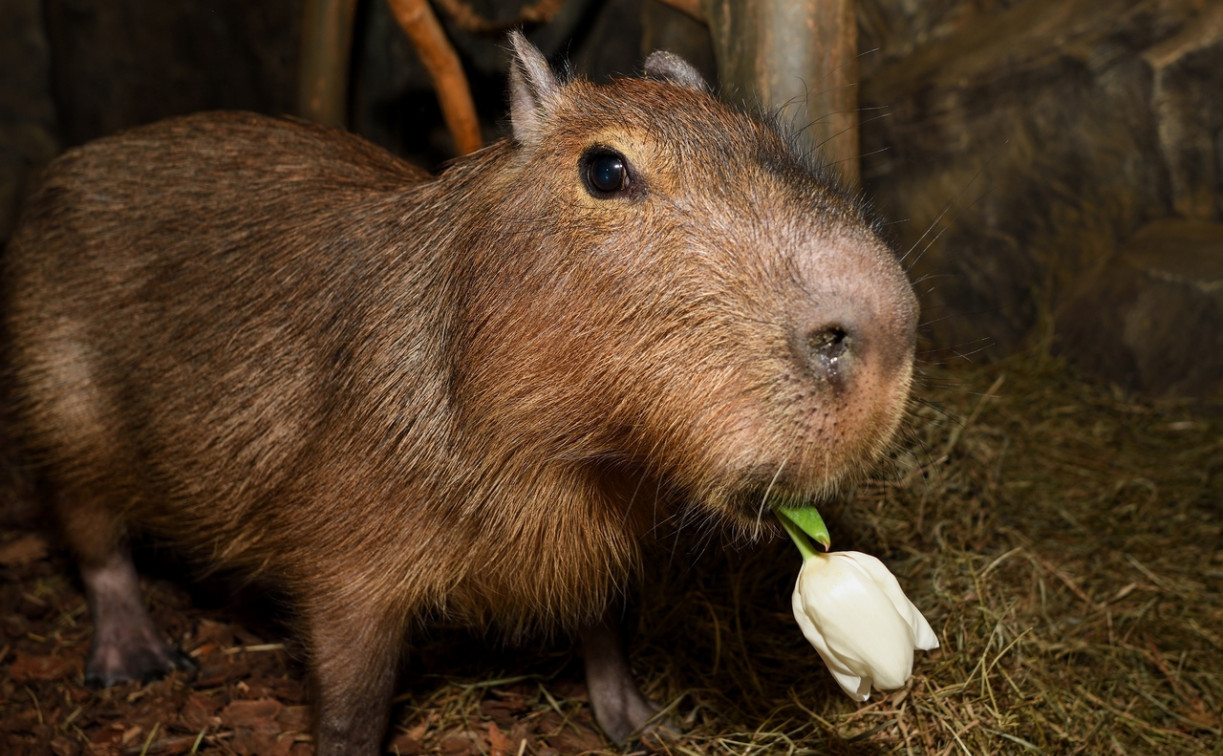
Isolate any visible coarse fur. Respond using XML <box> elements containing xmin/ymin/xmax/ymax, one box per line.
<box><xmin>2</xmin><ymin>34</ymin><xmax>917</xmax><ymax>755</ymax></box>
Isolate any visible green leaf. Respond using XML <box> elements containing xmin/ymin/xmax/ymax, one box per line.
<box><xmin>776</xmin><ymin>506</ymin><xmax>831</xmax><ymax>552</ymax></box>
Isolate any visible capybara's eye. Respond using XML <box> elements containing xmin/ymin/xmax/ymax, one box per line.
<box><xmin>582</xmin><ymin>149</ymin><xmax>630</xmax><ymax>197</ymax></box>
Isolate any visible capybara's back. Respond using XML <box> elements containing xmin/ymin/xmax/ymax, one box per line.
<box><xmin>4</xmin><ymin>34</ymin><xmax>918</xmax><ymax>756</ymax></box>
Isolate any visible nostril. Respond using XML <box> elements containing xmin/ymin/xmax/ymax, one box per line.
<box><xmin>808</xmin><ymin>326</ymin><xmax>849</xmax><ymax>363</ymax></box>
<box><xmin>802</xmin><ymin>324</ymin><xmax>853</xmax><ymax>387</ymax></box>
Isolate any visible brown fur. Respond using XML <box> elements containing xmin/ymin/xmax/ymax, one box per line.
<box><xmin>3</xmin><ymin>36</ymin><xmax>917</xmax><ymax>754</ymax></box>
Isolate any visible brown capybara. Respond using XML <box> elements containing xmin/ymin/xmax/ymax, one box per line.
<box><xmin>3</xmin><ymin>33</ymin><xmax>917</xmax><ymax>755</ymax></box>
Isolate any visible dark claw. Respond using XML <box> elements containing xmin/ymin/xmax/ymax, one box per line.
<box><xmin>168</xmin><ymin>645</ymin><xmax>197</xmax><ymax>672</ymax></box>
<box><xmin>85</xmin><ymin>642</ymin><xmax>196</xmax><ymax>687</ymax></box>
<box><xmin>139</xmin><ymin>645</ymin><xmax>196</xmax><ymax>683</ymax></box>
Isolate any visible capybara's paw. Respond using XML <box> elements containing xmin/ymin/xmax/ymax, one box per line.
<box><xmin>85</xmin><ymin>635</ymin><xmax>195</xmax><ymax>687</ymax></box>
<box><xmin>592</xmin><ymin>689</ymin><xmax>672</xmax><ymax>745</ymax></box>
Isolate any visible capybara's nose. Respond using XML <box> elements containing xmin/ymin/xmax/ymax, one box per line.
<box><xmin>791</xmin><ymin>276</ymin><xmax>917</xmax><ymax>396</ymax></box>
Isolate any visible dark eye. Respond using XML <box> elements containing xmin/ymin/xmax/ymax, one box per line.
<box><xmin>582</xmin><ymin>149</ymin><xmax>630</xmax><ymax>197</ymax></box>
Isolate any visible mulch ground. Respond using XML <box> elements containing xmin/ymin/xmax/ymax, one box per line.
<box><xmin>0</xmin><ymin>492</ymin><xmax>614</xmax><ymax>756</ymax></box>
<box><xmin>2</xmin><ymin>351</ymin><xmax>1220</xmax><ymax>755</ymax></box>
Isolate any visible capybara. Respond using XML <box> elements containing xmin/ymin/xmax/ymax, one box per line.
<box><xmin>3</xmin><ymin>33</ymin><xmax>918</xmax><ymax>755</ymax></box>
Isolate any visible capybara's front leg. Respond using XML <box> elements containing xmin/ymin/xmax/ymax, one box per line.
<box><xmin>581</xmin><ymin>612</ymin><xmax>660</xmax><ymax>743</ymax></box>
<box><xmin>306</xmin><ymin>597</ymin><xmax>404</xmax><ymax>756</ymax></box>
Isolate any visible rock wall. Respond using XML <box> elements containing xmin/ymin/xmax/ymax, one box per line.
<box><xmin>856</xmin><ymin>0</ymin><xmax>1222</xmax><ymax>395</ymax></box>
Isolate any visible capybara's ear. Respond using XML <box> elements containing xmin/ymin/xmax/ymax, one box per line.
<box><xmin>508</xmin><ymin>31</ymin><xmax>561</xmax><ymax>146</ymax></box>
<box><xmin>643</xmin><ymin>50</ymin><xmax>709</xmax><ymax>92</ymax></box>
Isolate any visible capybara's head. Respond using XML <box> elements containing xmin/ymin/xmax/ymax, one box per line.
<box><xmin>446</xmin><ymin>34</ymin><xmax>918</xmax><ymax>536</ymax></box>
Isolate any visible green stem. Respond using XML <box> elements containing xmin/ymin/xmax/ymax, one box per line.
<box><xmin>778</xmin><ymin>514</ymin><xmax>819</xmax><ymax>560</ymax></box>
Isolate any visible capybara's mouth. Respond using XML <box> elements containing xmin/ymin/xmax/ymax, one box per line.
<box><xmin>704</xmin><ymin>473</ymin><xmax>831</xmax><ymax>535</ymax></box>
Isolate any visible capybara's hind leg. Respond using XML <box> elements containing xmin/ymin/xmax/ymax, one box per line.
<box><xmin>57</xmin><ymin>494</ymin><xmax>192</xmax><ymax>685</ymax></box>
<box><xmin>80</xmin><ymin>549</ymin><xmax>194</xmax><ymax>685</ymax></box>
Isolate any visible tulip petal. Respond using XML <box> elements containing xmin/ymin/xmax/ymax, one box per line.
<box><xmin>792</xmin><ymin>588</ymin><xmax>872</xmax><ymax>700</ymax></box>
<box><xmin>842</xmin><ymin>552</ymin><xmax>940</xmax><ymax>651</ymax></box>
<box><xmin>911</xmin><ymin>611</ymin><xmax>940</xmax><ymax>651</ymax></box>
<box><xmin>828</xmin><ymin>667</ymin><xmax>871</xmax><ymax>702</ymax></box>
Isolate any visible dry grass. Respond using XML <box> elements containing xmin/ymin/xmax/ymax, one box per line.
<box><xmin>642</xmin><ymin>352</ymin><xmax>1220</xmax><ymax>755</ymax></box>
<box><xmin>393</xmin><ymin>350</ymin><xmax>1221</xmax><ymax>755</ymax></box>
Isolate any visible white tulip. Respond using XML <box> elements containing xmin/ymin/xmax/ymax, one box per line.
<box><xmin>791</xmin><ymin>551</ymin><xmax>939</xmax><ymax>701</ymax></box>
